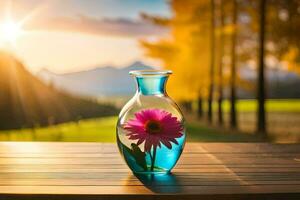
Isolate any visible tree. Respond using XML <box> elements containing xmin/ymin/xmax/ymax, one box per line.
<box><xmin>208</xmin><ymin>0</ymin><xmax>216</xmax><ymax>124</ymax></box>
<box><xmin>141</xmin><ymin>0</ymin><xmax>211</xmax><ymax>113</ymax></box>
<box><xmin>217</xmin><ymin>0</ymin><xmax>225</xmax><ymax>125</ymax></box>
<box><xmin>197</xmin><ymin>95</ymin><xmax>203</xmax><ymax>119</ymax></box>
<box><xmin>230</xmin><ymin>0</ymin><xmax>238</xmax><ymax>129</ymax></box>
<box><xmin>267</xmin><ymin>0</ymin><xmax>300</xmax><ymax>75</ymax></box>
<box><xmin>257</xmin><ymin>0</ymin><xmax>267</xmax><ymax>134</ymax></box>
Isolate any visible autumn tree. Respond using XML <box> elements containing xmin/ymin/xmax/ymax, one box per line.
<box><xmin>230</xmin><ymin>0</ymin><xmax>238</xmax><ymax>129</ymax></box>
<box><xmin>256</xmin><ymin>0</ymin><xmax>267</xmax><ymax>134</ymax></box>
<box><xmin>141</xmin><ymin>0</ymin><xmax>211</xmax><ymax>117</ymax></box>
<box><xmin>207</xmin><ymin>0</ymin><xmax>216</xmax><ymax>123</ymax></box>
<box><xmin>267</xmin><ymin>0</ymin><xmax>300</xmax><ymax>75</ymax></box>
<box><xmin>217</xmin><ymin>0</ymin><xmax>225</xmax><ymax>125</ymax></box>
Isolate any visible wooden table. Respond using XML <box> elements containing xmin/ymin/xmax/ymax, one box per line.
<box><xmin>0</xmin><ymin>142</ymin><xmax>300</xmax><ymax>200</ymax></box>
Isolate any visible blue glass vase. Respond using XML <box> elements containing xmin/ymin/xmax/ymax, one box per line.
<box><xmin>116</xmin><ymin>70</ymin><xmax>186</xmax><ymax>174</ymax></box>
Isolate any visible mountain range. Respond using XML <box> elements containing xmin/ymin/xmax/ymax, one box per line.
<box><xmin>37</xmin><ymin>61</ymin><xmax>154</xmax><ymax>97</ymax></box>
<box><xmin>37</xmin><ymin>61</ymin><xmax>300</xmax><ymax>99</ymax></box>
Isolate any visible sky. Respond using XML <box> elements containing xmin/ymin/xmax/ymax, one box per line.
<box><xmin>0</xmin><ymin>0</ymin><xmax>170</xmax><ymax>73</ymax></box>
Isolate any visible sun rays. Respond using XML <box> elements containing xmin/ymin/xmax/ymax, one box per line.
<box><xmin>0</xmin><ymin>0</ymin><xmax>48</xmax><ymax>48</ymax></box>
<box><xmin>0</xmin><ymin>20</ymin><xmax>22</xmax><ymax>46</ymax></box>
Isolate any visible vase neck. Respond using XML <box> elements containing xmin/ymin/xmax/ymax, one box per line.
<box><xmin>136</xmin><ymin>76</ymin><xmax>168</xmax><ymax>95</ymax></box>
<box><xmin>130</xmin><ymin>70</ymin><xmax>172</xmax><ymax>96</ymax></box>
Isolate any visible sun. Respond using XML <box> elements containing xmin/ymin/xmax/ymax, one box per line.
<box><xmin>0</xmin><ymin>20</ymin><xmax>22</xmax><ymax>45</ymax></box>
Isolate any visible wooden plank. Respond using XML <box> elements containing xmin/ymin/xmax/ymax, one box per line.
<box><xmin>2</xmin><ymin>179</ymin><xmax>300</xmax><ymax>186</ymax></box>
<box><xmin>0</xmin><ymin>158</ymin><xmax>298</xmax><ymax>165</ymax></box>
<box><xmin>0</xmin><ymin>172</ymin><xmax>299</xmax><ymax>180</ymax></box>
<box><xmin>1</xmin><ymin>185</ymin><xmax>300</xmax><ymax>194</ymax></box>
<box><xmin>0</xmin><ymin>142</ymin><xmax>299</xmax><ymax>200</ymax></box>
<box><xmin>0</xmin><ymin>167</ymin><xmax>300</xmax><ymax>173</ymax></box>
<box><xmin>198</xmin><ymin>143</ymin><xmax>300</xmax><ymax>153</ymax></box>
<box><xmin>0</xmin><ymin>152</ymin><xmax>299</xmax><ymax>157</ymax></box>
<box><xmin>1</xmin><ymin>142</ymin><xmax>300</xmax><ymax>153</ymax></box>
<box><xmin>1</xmin><ymin>152</ymin><xmax>299</xmax><ymax>156</ymax></box>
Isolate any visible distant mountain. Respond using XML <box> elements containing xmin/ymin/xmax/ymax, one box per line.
<box><xmin>0</xmin><ymin>51</ymin><xmax>118</xmax><ymax>130</ymax></box>
<box><xmin>38</xmin><ymin>61</ymin><xmax>300</xmax><ymax>99</ymax></box>
<box><xmin>38</xmin><ymin>61</ymin><xmax>155</xmax><ymax>97</ymax></box>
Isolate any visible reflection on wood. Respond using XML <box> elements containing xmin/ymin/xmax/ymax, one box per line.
<box><xmin>0</xmin><ymin>142</ymin><xmax>299</xmax><ymax>199</ymax></box>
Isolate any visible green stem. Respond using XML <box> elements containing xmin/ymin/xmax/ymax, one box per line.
<box><xmin>150</xmin><ymin>147</ymin><xmax>157</xmax><ymax>171</ymax></box>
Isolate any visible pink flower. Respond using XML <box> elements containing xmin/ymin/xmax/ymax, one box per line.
<box><xmin>124</xmin><ymin>109</ymin><xmax>183</xmax><ymax>152</ymax></box>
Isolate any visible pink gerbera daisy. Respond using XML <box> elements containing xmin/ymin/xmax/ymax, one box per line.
<box><xmin>124</xmin><ymin>109</ymin><xmax>183</xmax><ymax>152</ymax></box>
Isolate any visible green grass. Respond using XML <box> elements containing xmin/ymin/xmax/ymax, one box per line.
<box><xmin>0</xmin><ymin>117</ymin><xmax>117</xmax><ymax>142</ymax></box>
<box><xmin>210</xmin><ymin>99</ymin><xmax>300</xmax><ymax>112</ymax></box>
<box><xmin>0</xmin><ymin>99</ymin><xmax>299</xmax><ymax>142</ymax></box>
<box><xmin>0</xmin><ymin>116</ymin><xmax>260</xmax><ymax>142</ymax></box>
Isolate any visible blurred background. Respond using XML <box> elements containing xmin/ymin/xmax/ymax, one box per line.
<box><xmin>0</xmin><ymin>0</ymin><xmax>299</xmax><ymax>143</ymax></box>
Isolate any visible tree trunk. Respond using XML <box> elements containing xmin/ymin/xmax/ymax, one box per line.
<box><xmin>182</xmin><ymin>101</ymin><xmax>192</xmax><ymax>113</ymax></box>
<box><xmin>230</xmin><ymin>0</ymin><xmax>237</xmax><ymax>129</ymax></box>
<box><xmin>218</xmin><ymin>0</ymin><xmax>225</xmax><ymax>126</ymax></box>
<box><xmin>257</xmin><ymin>0</ymin><xmax>267</xmax><ymax>135</ymax></box>
<box><xmin>197</xmin><ymin>95</ymin><xmax>203</xmax><ymax>119</ymax></box>
<box><xmin>208</xmin><ymin>0</ymin><xmax>216</xmax><ymax>124</ymax></box>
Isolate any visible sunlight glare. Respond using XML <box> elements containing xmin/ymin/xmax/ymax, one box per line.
<box><xmin>0</xmin><ymin>20</ymin><xmax>22</xmax><ymax>45</ymax></box>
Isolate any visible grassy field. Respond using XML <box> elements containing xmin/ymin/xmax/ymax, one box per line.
<box><xmin>0</xmin><ymin>117</ymin><xmax>117</xmax><ymax>142</ymax></box>
<box><xmin>0</xmin><ymin>99</ymin><xmax>299</xmax><ymax>143</ymax></box>
<box><xmin>208</xmin><ymin>99</ymin><xmax>300</xmax><ymax>112</ymax></box>
<box><xmin>222</xmin><ymin>99</ymin><xmax>300</xmax><ymax>141</ymax></box>
<box><xmin>0</xmin><ymin>116</ymin><xmax>263</xmax><ymax>143</ymax></box>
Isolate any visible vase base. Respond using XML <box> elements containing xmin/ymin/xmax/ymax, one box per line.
<box><xmin>133</xmin><ymin>171</ymin><xmax>170</xmax><ymax>175</ymax></box>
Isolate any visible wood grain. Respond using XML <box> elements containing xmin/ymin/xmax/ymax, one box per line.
<box><xmin>0</xmin><ymin>142</ymin><xmax>299</xmax><ymax>200</ymax></box>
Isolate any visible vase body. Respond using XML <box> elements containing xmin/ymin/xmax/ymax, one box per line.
<box><xmin>116</xmin><ymin>70</ymin><xmax>186</xmax><ymax>174</ymax></box>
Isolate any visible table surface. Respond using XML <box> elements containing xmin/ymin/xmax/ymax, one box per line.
<box><xmin>0</xmin><ymin>142</ymin><xmax>300</xmax><ymax>200</ymax></box>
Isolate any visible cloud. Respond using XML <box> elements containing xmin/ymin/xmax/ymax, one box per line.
<box><xmin>24</xmin><ymin>15</ymin><xmax>168</xmax><ymax>38</ymax></box>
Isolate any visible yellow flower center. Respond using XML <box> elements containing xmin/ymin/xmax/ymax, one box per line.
<box><xmin>145</xmin><ymin>120</ymin><xmax>162</xmax><ymax>134</ymax></box>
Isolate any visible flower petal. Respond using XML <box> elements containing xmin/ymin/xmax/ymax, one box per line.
<box><xmin>124</xmin><ymin>109</ymin><xmax>183</xmax><ymax>151</ymax></box>
<box><xmin>161</xmin><ymin>139</ymin><xmax>172</xmax><ymax>149</ymax></box>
